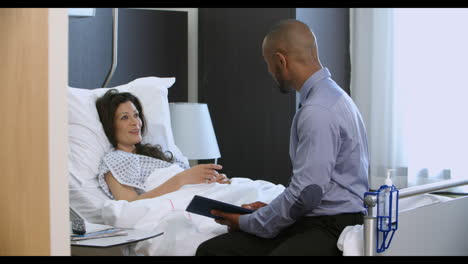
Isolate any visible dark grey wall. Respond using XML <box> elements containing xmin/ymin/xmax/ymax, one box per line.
<box><xmin>198</xmin><ymin>8</ymin><xmax>351</xmax><ymax>186</ymax></box>
<box><xmin>69</xmin><ymin>8</ymin><xmax>188</xmax><ymax>102</ymax></box>
<box><xmin>69</xmin><ymin>8</ymin><xmax>112</xmax><ymax>89</ymax></box>
<box><xmin>297</xmin><ymin>8</ymin><xmax>350</xmax><ymax>94</ymax></box>
<box><xmin>199</xmin><ymin>8</ymin><xmax>296</xmax><ymax>186</ymax></box>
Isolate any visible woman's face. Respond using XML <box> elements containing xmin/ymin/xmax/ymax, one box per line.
<box><xmin>114</xmin><ymin>101</ymin><xmax>142</xmax><ymax>152</ymax></box>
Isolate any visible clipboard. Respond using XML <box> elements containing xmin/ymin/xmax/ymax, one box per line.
<box><xmin>185</xmin><ymin>195</ymin><xmax>253</xmax><ymax>219</ymax></box>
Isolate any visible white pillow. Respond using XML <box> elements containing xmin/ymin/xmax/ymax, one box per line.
<box><xmin>68</xmin><ymin>77</ymin><xmax>189</xmax><ymax>223</ymax></box>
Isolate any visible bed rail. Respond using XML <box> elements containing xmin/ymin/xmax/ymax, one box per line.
<box><xmin>398</xmin><ymin>178</ymin><xmax>468</xmax><ymax>199</ymax></box>
<box><xmin>363</xmin><ymin>178</ymin><xmax>468</xmax><ymax>256</ymax></box>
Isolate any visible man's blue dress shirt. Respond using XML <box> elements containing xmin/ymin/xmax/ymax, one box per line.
<box><xmin>239</xmin><ymin>68</ymin><xmax>369</xmax><ymax>238</ymax></box>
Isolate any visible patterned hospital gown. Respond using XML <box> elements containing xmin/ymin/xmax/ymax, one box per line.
<box><xmin>97</xmin><ymin>149</ymin><xmax>189</xmax><ymax>199</ymax></box>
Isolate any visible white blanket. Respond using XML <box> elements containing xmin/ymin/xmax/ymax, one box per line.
<box><xmin>100</xmin><ymin>166</ymin><xmax>285</xmax><ymax>256</ymax></box>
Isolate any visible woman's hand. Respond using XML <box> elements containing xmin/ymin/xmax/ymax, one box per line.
<box><xmin>241</xmin><ymin>201</ymin><xmax>268</xmax><ymax>211</ymax></box>
<box><xmin>214</xmin><ymin>173</ymin><xmax>231</xmax><ymax>184</ymax></box>
<box><xmin>176</xmin><ymin>164</ymin><xmax>223</xmax><ymax>185</ymax></box>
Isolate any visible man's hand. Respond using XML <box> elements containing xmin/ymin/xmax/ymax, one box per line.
<box><xmin>211</xmin><ymin>201</ymin><xmax>268</xmax><ymax>232</ymax></box>
<box><xmin>211</xmin><ymin>210</ymin><xmax>241</xmax><ymax>232</ymax></box>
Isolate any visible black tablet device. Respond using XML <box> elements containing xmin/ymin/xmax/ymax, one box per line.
<box><xmin>186</xmin><ymin>195</ymin><xmax>254</xmax><ymax>220</ymax></box>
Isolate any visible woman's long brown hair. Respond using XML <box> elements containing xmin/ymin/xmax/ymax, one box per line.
<box><xmin>95</xmin><ymin>89</ymin><xmax>173</xmax><ymax>162</ymax></box>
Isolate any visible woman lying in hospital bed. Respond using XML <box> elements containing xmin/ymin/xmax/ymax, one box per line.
<box><xmin>95</xmin><ymin>89</ymin><xmax>231</xmax><ymax>203</ymax></box>
<box><xmin>68</xmin><ymin>77</ymin><xmax>285</xmax><ymax>256</ymax></box>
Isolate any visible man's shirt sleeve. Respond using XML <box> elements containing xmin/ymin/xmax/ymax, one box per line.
<box><xmin>239</xmin><ymin>106</ymin><xmax>340</xmax><ymax>238</ymax></box>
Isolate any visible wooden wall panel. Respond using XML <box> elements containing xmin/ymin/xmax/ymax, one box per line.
<box><xmin>0</xmin><ymin>8</ymin><xmax>50</xmax><ymax>255</ymax></box>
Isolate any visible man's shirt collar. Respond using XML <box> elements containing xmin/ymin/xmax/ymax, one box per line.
<box><xmin>298</xmin><ymin>67</ymin><xmax>331</xmax><ymax>106</ymax></box>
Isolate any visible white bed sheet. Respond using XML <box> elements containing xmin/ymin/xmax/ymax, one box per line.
<box><xmin>99</xmin><ymin>177</ymin><xmax>285</xmax><ymax>256</ymax></box>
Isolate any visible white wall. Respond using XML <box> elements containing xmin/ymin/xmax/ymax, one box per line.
<box><xmin>49</xmin><ymin>8</ymin><xmax>70</xmax><ymax>255</ymax></box>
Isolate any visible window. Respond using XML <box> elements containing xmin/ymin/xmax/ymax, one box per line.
<box><xmin>394</xmin><ymin>8</ymin><xmax>468</xmax><ymax>189</ymax></box>
<box><xmin>351</xmin><ymin>8</ymin><xmax>468</xmax><ymax>191</ymax></box>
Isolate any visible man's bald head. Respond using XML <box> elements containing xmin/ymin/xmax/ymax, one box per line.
<box><xmin>262</xmin><ymin>19</ymin><xmax>320</xmax><ymax>66</ymax></box>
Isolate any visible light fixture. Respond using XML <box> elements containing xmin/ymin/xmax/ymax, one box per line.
<box><xmin>169</xmin><ymin>103</ymin><xmax>221</xmax><ymax>163</ymax></box>
<box><xmin>68</xmin><ymin>8</ymin><xmax>96</xmax><ymax>18</ymax></box>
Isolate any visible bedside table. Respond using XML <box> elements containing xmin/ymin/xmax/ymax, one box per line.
<box><xmin>71</xmin><ymin>228</ymin><xmax>163</xmax><ymax>256</ymax></box>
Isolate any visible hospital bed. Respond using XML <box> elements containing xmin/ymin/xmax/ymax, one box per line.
<box><xmin>68</xmin><ymin>76</ymin><xmax>286</xmax><ymax>256</ymax></box>
<box><xmin>361</xmin><ymin>179</ymin><xmax>468</xmax><ymax>256</ymax></box>
<box><xmin>68</xmin><ymin>76</ymin><xmax>468</xmax><ymax>256</ymax></box>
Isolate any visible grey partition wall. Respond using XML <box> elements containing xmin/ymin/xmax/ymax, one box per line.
<box><xmin>69</xmin><ymin>8</ymin><xmax>188</xmax><ymax>102</ymax></box>
<box><xmin>297</xmin><ymin>8</ymin><xmax>350</xmax><ymax>94</ymax></box>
